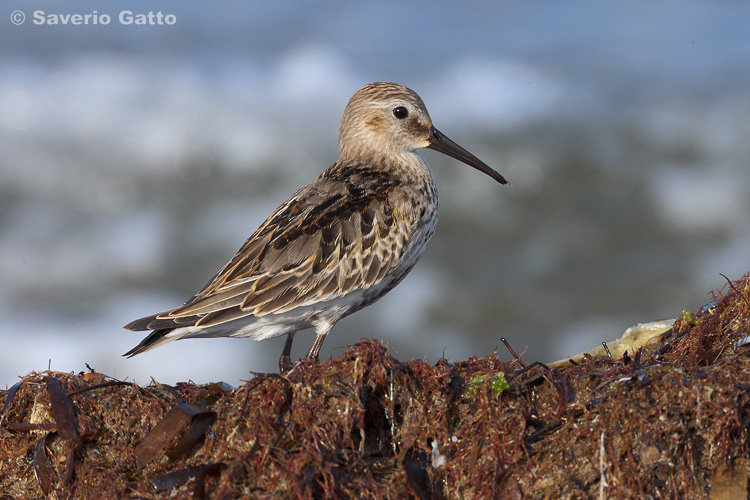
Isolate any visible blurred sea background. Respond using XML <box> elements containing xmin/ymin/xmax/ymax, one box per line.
<box><xmin>1</xmin><ymin>1</ymin><xmax>749</xmax><ymax>387</ymax></box>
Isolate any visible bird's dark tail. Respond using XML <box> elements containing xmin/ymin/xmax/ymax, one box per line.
<box><xmin>123</xmin><ymin>329</ymin><xmax>172</xmax><ymax>358</ymax></box>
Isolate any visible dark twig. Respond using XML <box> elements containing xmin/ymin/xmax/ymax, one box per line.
<box><xmin>720</xmin><ymin>273</ymin><xmax>750</xmax><ymax>308</ymax></box>
<box><xmin>67</xmin><ymin>380</ymin><xmax>133</xmax><ymax>397</ymax></box>
<box><xmin>501</xmin><ymin>337</ymin><xmax>526</xmax><ymax>368</ymax></box>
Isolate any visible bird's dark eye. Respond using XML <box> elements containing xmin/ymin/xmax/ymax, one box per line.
<box><xmin>392</xmin><ymin>106</ymin><xmax>409</xmax><ymax>119</ymax></box>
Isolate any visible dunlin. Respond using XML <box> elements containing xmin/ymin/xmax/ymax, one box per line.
<box><xmin>124</xmin><ymin>82</ymin><xmax>508</xmax><ymax>372</ymax></box>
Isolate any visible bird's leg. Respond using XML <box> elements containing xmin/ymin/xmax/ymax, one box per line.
<box><xmin>279</xmin><ymin>333</ymin><xmax>295</xmax><ymax>373</ymax></box>
<box><xmin>306</xmin><ymin>322</ymin><xmax>332</xmax><ymax>362</ymax></box>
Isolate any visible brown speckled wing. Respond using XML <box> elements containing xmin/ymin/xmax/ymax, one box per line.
<box><xmin>125</xmin><ymin>160</ymin><xmax>418</xmax><ymax>331</ymax></box>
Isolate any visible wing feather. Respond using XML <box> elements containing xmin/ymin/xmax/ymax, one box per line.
<box><xmin>195</xmin><ymin>307</ymin><xmax>248</xmax><ymax>328</ymax></box>
<box><xmin>124</xmin><ymin>160</ymin><xmax>423</xmax><ymax>332</ymax></box>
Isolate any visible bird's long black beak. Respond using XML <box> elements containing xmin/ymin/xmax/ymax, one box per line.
<box><xmin>426</xmin><ymin>126</ymin><xmax>509</xmax><ymax>185</ymax></box>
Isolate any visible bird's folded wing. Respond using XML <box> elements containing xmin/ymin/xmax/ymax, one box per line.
<box><xmin>125</xmin><ymin>174</ymin><xmax>416</xmax><ymax>331</ymax></box>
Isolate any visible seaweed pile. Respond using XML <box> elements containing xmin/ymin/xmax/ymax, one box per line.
<box><xmin>1</xmin><ymin>274</ymin><xmax>749</xmax><ymax>499</ymax></box>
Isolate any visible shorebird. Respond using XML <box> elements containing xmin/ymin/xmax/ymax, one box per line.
<box><xmin>124</xmin><ymin>82</ymin><xmax>508</xmax><ymax>372</ymax></box>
